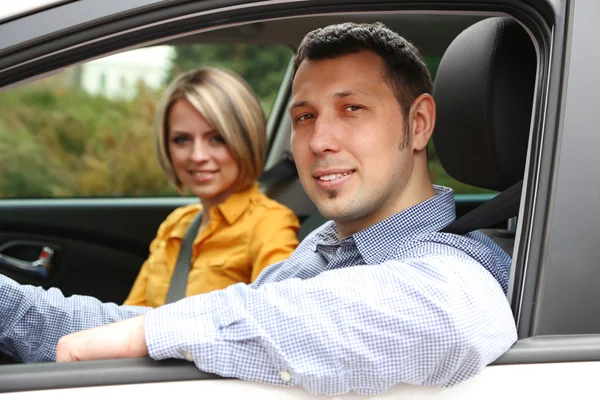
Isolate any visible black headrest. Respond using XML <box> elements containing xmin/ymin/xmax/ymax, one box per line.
<box><xmin>432</xmin><ymin>17</ymin><xmax>536</xmax><ymax>192</ymax></box>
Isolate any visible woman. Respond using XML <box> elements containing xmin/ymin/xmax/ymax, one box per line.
<box><xmin>124</xmin><ymin>67</ymin><xmax>300</xmax><ymax>307</ymax></box>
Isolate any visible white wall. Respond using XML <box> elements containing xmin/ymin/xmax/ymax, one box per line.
<box><xmin>80</xmin><ymin>46</ymin><xmax>175</xmax><ymax>99</ymax></box>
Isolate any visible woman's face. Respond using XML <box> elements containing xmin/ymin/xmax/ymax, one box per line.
<box><xmin>167</xmin><ymin>98</ymin><xmax>240</xmax><ymax>207</ymax></box>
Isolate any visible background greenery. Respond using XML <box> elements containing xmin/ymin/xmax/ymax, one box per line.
<box><xmin>0</xmin><ymin>44</ymin><xmax>490</xmax><ymax>198</ymax></box>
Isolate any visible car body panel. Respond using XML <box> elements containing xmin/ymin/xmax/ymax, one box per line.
<box><xmin>2</xmin><ymin>362</ymin><xmax>599</xmax><ymax>399</ymax></box>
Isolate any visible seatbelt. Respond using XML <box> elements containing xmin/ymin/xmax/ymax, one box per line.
<box><xmin>164</xmin><ymin>210</ymin><xmax>203</xmax><ymax>304</ymax></box>
<box><xmin>441</xmin><ymin>180</ymin><xmax>523</xmax><ymax>235</ymax></box>
<box><xmin>163</xmin><ymin>155</ymin><xmax>298</xmax><ymax>303</ymax></box>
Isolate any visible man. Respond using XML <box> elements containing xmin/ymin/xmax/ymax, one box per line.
<box><xmin>0</xmin><ymin>22</ymin><xmax>516</xmax><ymax>395</ymax></box>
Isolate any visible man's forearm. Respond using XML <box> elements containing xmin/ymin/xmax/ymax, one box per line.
<box><xmin>56</xmin><ymin>315</ymin><xmax>148</xmax><ymax>362</ymax></box>
<box><xmin>0</xmin><ymin>275</ymin><xmax>148</xmax><ymax>362</ymax></box>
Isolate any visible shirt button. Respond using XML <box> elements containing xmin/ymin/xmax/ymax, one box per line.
<box><xmin>182</xmin><ymin>350</ymin><xmax>193</xmax><ymax>362</ymax></box>
<box><xmin>280</xmin><ymin>371</ymin><xmax>292</xmax><ymax>382</ymax></box>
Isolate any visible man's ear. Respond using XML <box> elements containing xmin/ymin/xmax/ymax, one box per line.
<box><xmin>408</xmin><ymin>93</ymin><xmax>436</xmax><ymax>152</ymax></box>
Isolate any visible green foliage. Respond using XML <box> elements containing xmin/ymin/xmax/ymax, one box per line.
<box><xmin>168</xmin><ymin>43</ymin><xmax>292</xmax><ymax>114</ymax></box>
<box><xmin>0</xmin><ymin>84</ymin><xmax>176</xmax><ymax>198</ymax></box>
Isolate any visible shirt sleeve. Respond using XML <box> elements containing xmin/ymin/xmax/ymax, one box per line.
<box><xmin>0</xmin><ymin>274</ymin><xmax>148</xmax><ymax>363</ymax></box>
<box><xmin>144</xmin><ymin>253</ymin><xmax>517</xmax><ymax>396</ymax></box>
<box><xmin>248</xmin><ymin>206</ymin><xmax>300</xmax><ymax>282</ymax></box>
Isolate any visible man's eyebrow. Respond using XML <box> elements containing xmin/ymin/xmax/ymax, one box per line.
<box><xmin>289</xmin><ymin>100</ymin><xmax>309</xmax><ymax>112</ymax></box>
<box><xmin>334</xmin><ymin>89</ymin><xmax>374</xmax><ymax>99</ymax></box>
<box><xmin>289</xmin><ymin>89</ymin><xmax>373</xmax><ymax>112</ymax></box>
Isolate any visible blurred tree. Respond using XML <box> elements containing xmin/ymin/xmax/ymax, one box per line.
<box><xmin>168</xmin><ymin>44</ymin><xmax>292</xmax><ymax>113</ymax></box>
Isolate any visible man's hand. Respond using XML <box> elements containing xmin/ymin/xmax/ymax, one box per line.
<box><xmin>56</xmin><ymin>315</ymin><xmax>148</xmax><ymax>362</ymax></box>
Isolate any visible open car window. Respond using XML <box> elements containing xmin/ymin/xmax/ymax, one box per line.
<box><xmin>0</xmin><ymin>43</ymin><xmax>292</xmax><ymax>199</ymax></box>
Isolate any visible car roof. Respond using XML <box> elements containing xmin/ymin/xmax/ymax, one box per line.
<box><xmin>0</xmin><ymin>0</ymin><xmax>69</xmax><ymax>23</ymax></box>
<box><xmin>162</xmin><ymin>13</ymin><xmax>486</xmax><ymax>57</ymax></box>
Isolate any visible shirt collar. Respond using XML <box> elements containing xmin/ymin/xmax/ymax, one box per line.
<box><xmin>214</xmin><ymin>182</ymin><xmax>260</xmax><ymax>225</ymax></box>
<box><xmin>313</xmin><ymin>185</ymin><xmax>456</xmax><ymax>263</ymax></box>
<box><xmin>169</xmin><ymin>182</ymin><xmax>259</xmax><ymax>239</ymax></box>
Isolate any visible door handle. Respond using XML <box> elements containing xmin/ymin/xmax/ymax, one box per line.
<box><xmin>0</xmin><ymin>243</ymin><xmax>55</xmax><ymax>278</ymax></box>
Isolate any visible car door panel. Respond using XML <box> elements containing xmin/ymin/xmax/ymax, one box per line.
<box><xmin>0</xmin><ymin>199</ymin><xmax>191</xmax><ymax>303</ymax></box>
<box><xmin>1</xmin><ymin>359</ymin><xmax>599</xmax><ymax>399</ymax></box>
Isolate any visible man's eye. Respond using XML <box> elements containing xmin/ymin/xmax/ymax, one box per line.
<box><xmin>344</xmin><ymin>105</ymin><xmax>362</xmax><ymax>112</ymax></box>
<box><xmin>295</xmin><ymin>114</ymin><xmax>314</xmax><ymax>123</ymax></box>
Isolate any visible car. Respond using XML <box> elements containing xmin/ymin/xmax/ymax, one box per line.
<box><xmin>0</xmin><ymin>0</ymin><xmax>598</xmax><ymax>398</ymax></box>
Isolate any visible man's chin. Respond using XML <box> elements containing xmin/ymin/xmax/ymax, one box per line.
<box><xmin>316</xmin><ymin>204</ymin><xmax>359</xmax><ymax>223</ymax></box>
<box><xmin>311</xmin><ymin>188</ymin><xmax>363</xmax><ymax>219</ymax></box>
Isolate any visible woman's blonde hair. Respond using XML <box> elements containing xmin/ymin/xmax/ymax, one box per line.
<box><xmin>155</xmin><ymin>67</ymin><xmax>267</xmax><ymax>193</ymax></box>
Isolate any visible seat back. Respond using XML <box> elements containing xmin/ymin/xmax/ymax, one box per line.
<box><xmin>433</xmin><ymin>16</ymin><xmax>537</xmax><ymax>253</ymax></box>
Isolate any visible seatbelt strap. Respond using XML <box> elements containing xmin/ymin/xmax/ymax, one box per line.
<box><xmin>164</xmin><ymin>210</ymin><xmax>203</xmax><ymax>304</ymax></box>
<box><xmin>163</xmin><ymin>155</ymin><xmax>297</xmax><ymax>303</ymax></box>
<box><xmin>441</xmin><ymin>180</ymin><xmax>523</xmax><ymax>235</ymax></box>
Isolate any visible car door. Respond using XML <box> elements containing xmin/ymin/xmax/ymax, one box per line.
<box><xmin>4</xmin><ymin>0</ymin><xmax>600</xmax><ymax>398</ymax></box>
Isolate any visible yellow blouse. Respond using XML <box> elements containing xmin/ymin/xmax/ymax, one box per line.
<box><xmin>123</xmin><ymin>183</ymin><xmax>300</xmax><ymax>307</ymax></box>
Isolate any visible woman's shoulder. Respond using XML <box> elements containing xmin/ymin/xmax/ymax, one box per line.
<box><xmin>158</xmin><ymin>203</ymin><xmax>203</xmax><ymax>231</ymax></box>
<box><xmin>147</xmin><ymin>203</ymin><xmax>202</xmax><ymax>248</ymax></box>
<box><xmin>251</xmin><ymin>190</ymin><xmax>294</xmax><ymax>213</ymax></box>
<box><xmin>249</xmin><ymin>191</ymin><xmax>299</xmax><ymax>225</ymax></box>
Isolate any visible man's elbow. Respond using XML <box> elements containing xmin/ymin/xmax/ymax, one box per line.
<box><xmin>430</xmin><ymin>304</ymin><xmax>517</xmax><ymax>387</ymax></box>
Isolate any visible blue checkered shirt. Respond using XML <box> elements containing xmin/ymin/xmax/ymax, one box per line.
<box><xmin>0</xmin><ymin>186</ymin><xmax>517</xmax><ymax>395</ymax></box>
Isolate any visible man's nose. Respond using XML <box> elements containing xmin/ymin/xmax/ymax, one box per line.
<box><xmin>309</xmin><ymin>115</ymin><xmax>341</xmax><ymax>155</ymax></box>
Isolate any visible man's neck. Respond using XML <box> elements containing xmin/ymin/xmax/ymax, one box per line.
<box><xmin>336</xmin><ymin>169</ymin><xmax>436</xmax><ymax>239</ymax></box>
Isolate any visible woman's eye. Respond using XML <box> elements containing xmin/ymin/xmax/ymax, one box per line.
<box><xmin>171</xmin><ymin>136</ymin><xmax>189</xmax><ymax>144</ymax></box>
<box><xmin>210</xmin><ymin>135</ymin><xmax>226</xmax><ymax>144</ymax></box>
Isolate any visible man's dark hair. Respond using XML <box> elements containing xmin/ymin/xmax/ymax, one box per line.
<box><xmin>293</xmin><ymin>22</ymin><xmax>433</xmax><ymax>119</ymax></box>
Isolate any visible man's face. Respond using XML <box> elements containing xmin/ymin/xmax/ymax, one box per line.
<box><xmin>290</xmin><ymin>51</ymin><xmax>416</xmax><ymax>236</ymax></box>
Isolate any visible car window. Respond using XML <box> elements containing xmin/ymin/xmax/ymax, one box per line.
<box><xmin>0</xmin><ymin>43</ymin><xmax>292</xmax><ymax>199</ymax></box>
